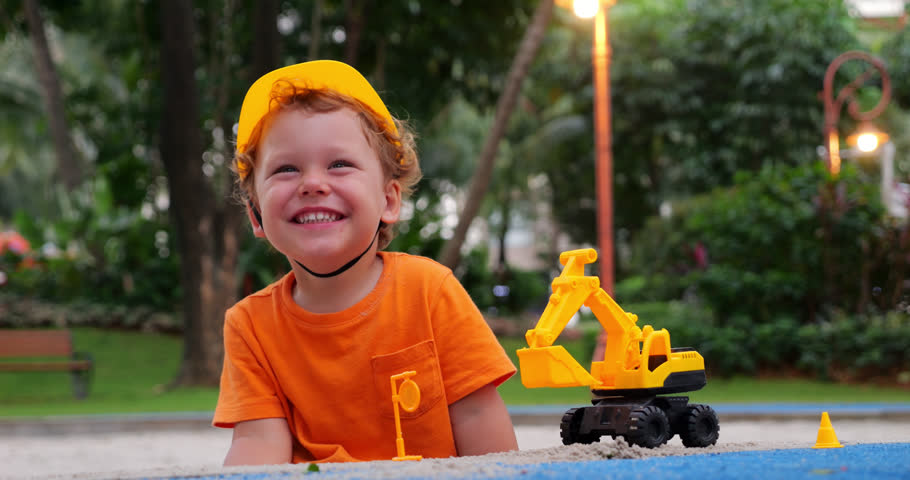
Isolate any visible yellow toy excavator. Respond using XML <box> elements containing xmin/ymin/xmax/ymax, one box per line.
<box><xmin>517</xmin><ymin>249</ymin><xmax>719</xmax><ymax>448</ymax></box>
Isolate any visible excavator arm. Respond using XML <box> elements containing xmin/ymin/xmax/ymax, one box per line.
<box><xmin>517</xmin><ymin>248</ymin><xmax>703</xmax><ymax>392</ymax></box>
<box><xmin>524</xmin><ymin>249</ymin><xmax>600</xmax><ymax>348</ymax></box>
<box><xmin>518</xmin><ymin>249</ymin><xmax>640</xmax><ymax>388</ymax></box>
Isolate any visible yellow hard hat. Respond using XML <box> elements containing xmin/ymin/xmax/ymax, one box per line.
<box><xmin>235</xmin><ymin>60</ymin><xmax>397</xmax><ymax>160</ymax></box>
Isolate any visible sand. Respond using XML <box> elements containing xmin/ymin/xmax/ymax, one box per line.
<box><xmin>2</xmin><ymin>419</ymin><xmax>908</xmax><ymax>480</ymax></box>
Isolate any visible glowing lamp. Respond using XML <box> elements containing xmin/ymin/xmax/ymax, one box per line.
<box><xmin>847</xmin><ymin>122</ymin><xmax>889</xmax><ymax>153</ymax></box>
<box><xmin>572</xmin><ymin>0</ymin><xmax>599</xmax><ymax>18</ymax></box>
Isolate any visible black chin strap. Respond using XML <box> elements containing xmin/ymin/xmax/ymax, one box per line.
<box><xmin>250</xmin><ymin>201</ymin><xmax>382</xmax><ymax>278</ymax></box>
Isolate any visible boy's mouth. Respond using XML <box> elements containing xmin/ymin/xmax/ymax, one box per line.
<box><xmin>293</xmin><ymin>212</ymin><xmax>343</xmax><ymax>224</ymax></box>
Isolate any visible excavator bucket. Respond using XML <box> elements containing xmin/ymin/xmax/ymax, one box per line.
<box><xmin>517</xmin><ymin>346</ymin><xmax>599</xmax><ymax>388</ymax></box>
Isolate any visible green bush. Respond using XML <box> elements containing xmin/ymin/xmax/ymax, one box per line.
<box><xmin>794</xmin><ymin>309</ymin><xmax>910</xmax><ymax>381</ymax></box>
<box><xmin>628</xmin><ymin>162</ymin><xmax>903</xmax><ymax>323</ymax></box>
<box><xmin>3</xmin><ymin>178</ymin><xmax>180</xmax><ymax>312</ymax></box>
<box><xmin>455</xmin><ymin>247</ymin><xmax>550</xmax><ymax>317</ymax></box>
<box><xmin>0</xmin><ymin>292</ymin><xmax>180</xmax><ymax>332</ymax></box>
<box><xmin>614</xmin><ymin>301</ymin><xmax>910</xmax><ymax>380</ymax></box>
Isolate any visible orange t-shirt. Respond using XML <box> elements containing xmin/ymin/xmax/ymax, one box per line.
<box><xmin>213</xmin><ymin>251</ymin><xmax>516</xmax><ymax>462</ymax></box>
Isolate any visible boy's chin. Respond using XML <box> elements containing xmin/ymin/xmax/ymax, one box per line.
<box><xmin>286</xmin><ymin>250</ymin><xmax>370</xmax><ymax>274</ymax></box>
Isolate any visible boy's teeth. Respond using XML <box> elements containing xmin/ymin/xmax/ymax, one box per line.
<box><xmin>296</xmin><ymin>212</ymin><xmax>339</xmax><ymax>224</ymax></box>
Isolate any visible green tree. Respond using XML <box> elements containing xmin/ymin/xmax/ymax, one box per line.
<box><xmin>541</xmin><ymin>0</ymin><xmax>861</xmax><ymax>255</ymax></box>
<box><xmin>22</xmin><ymin>0</ymin><xmax>82</xmax><ymax>191</ymax></box>
<box><xmin>627</xmin><ymin>163</ymin><xmax>897</xmax><ymax>322</ymax></box>
<box><xmin>2</xmin><ymin>0</ymin><xmax>555</xmax><ymax>385</ymax></box>
<box><xmin>438</xmin><ymin>0</ymin><xmax>554</xmax><ymax>269</ymax></box>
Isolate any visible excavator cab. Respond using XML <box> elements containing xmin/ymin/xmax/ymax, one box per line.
<box><xmin>516</xmin><ymin>249</ymin><xmax>719</xmax><ymax>448</ymax></box>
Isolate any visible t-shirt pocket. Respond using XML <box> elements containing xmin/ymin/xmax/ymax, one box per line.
<box><xmin>370</xmin><ymin>340</ymin><xmax>445</xmax><ymax>419</ymax></box>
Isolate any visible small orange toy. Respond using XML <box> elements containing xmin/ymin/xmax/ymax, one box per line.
<box><xmin>390</xmin><ymin>370</ymin><xmax>422</xmax><ymax>461</ymax></box>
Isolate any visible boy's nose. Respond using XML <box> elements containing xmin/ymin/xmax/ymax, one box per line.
<box><xmin>298</xmin><ymin>174</ymin><xmax>331</xmax><ymax>196</ymax></box>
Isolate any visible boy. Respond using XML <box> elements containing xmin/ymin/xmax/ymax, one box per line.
<box><xmin>213</xmin><ymin>60</ymin><xmax>518</xmax><ymax>465</ymax></box>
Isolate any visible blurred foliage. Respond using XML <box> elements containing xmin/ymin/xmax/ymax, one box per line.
<box><xmin>542</xmin><ymin>0</ymin><xmax>864</xmax><ymax>255</ymax></box>
<box><xmin>626</xmin><ymin>162</ymin><xmax>906</xmax><ymax>323</ymax></box>
<box><xmin>1</xmin><ymin>177</ymin><xmax>179</xmax><ymax>311</ymax></box>
<box><xmin>590</xmin><ymin>301</ymin><xmax>910</xmax><ymax>382</ymax></box>
<box><xmin>0</xmin><ymin>0</ymin><xmax>541</xmax><ymax>310</ymax></box>
<box><xmin>880</xmin><ymin>1</ymin><xmax>910</xmax><ymax>110</ymax></box>
<box><xmin>1</xmin><ymin>0</ymin><xmax>909</xmax><ymax>383</ymax></box>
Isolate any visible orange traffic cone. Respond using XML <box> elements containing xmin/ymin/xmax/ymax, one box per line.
<box><xmin>812</xmin><ymin>412</ymin><xmax>843</xmax><ymax>449</ymax></box>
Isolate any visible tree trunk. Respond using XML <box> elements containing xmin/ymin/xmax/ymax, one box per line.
<box><xmin>253</xmin><ymin>0</ymin><xmax>280</xmax><ymax>76</ymax></box>
<box><xmin>23</xmin><ymin>0</ymin><xmax>81</xmax><ymax>191</ymax></box>
<box><xmin>372</xmin><ymin>36</ymin><xmax>386</xmax><ymax>91</ymax></box>
<box><xmin>342</xmin><ymin>0</ymin><xmax>369</xmax><ymax>66</ymax></box>
<box><xmin>212</xmin><ymin>0</ymin><xmax>246</xmax><ymax>381</ymax></box>
<box><xmin>308</xmin><ymin>0</ymin><xmax>323</xmax><ymax>60</ymax></box>
<box><xmin>497</xmin><ymin>193</ymin><xmax>511</xmax><ymax>275</ymax></box>
<box><xmin>159</xmin><ymin>0</ymin><xmax>224</xmax><ymax>387</ymax></box>
<box><xmin>438</xmin><ymin>0</ymin><xmax>554</xmax><ymax>270</ymax></box>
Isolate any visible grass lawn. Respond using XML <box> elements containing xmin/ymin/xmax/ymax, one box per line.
<box><xmin>1</xmin><ymin>328</ymin><xmax>907</xmax><ymax>417</ymax></box>
<box><xmin>0</xmin><ymin>328</ymin><xmax>219</xmax><ymax>416</ymax></box>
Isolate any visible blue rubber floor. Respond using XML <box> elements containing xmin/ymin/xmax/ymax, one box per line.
<box><xmin>501</xmin><ymin>444</ymin><xmax>910</xmax><ymax>480</ymax></box>
<box><xmin>166</xmin><ymin>443</ymin><xmax>910</xmax><ymax>480</ymax></box>
<box><xmin>507</xmin><ymin>403</ymin><xmax>910</xmax><ymax>417</ymax></box>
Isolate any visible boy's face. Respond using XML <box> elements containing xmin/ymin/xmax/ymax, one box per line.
<box><xmin>249</xmin><ymin>107</ymin><xmax>401</xmax><ymax>273</ymax></box>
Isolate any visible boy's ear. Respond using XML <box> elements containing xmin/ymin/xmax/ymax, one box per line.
<box><xmin>246</xmin><ymin>201</ymin><xmax>266</xmax><ymax>238</ymax></box>
<box><xmin>381</xmin><ymin>179</ymin><xmax>402</xmax><ymax>224</ymax></box>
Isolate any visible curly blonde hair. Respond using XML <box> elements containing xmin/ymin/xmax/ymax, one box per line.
<box><xmin>232</xmin><ymin>82</ymin><xmax>421</xmax><ymax>249</ymax></box>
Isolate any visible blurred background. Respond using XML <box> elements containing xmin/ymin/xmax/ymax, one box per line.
<box><xmin>0</xmin><ymin>0</ymin><xmax>908</xmax><ymax>416</ymax></box>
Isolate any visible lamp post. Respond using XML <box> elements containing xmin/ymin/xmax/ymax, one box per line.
<box><xmin>559</xmin><ymin>0</ymin><xmax>615</xmax><ymax>365</ymax></box>
<box><xmin>559</xmin><ymin>0</ymin><xmax>616</xmax><ymax>295</ymax></box>
<box><xmin>822</xmin><ymin>51</ymin><xmax>891</xmax><ymax>176</ymax></box>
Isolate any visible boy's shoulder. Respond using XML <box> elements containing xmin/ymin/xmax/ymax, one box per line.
<box><xmin>383</xmin><ymin>251</ymin><xmax>453</xmax><ymax>280</ymax></box>
<box><xmin>228</xmin><ymin>271</ymin><xmax>293</xmax><ymax>314</ymax></box>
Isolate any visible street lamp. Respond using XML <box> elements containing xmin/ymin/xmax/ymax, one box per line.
<box><xmin>847</xmin><ymin>122</ymin><xmax>889</xmax><ymax>154</ymax></box>
<box><xmin>557</xmin><ymin>0</ymin><xmax>616</xmax><ymax>295</ymax></box>
<box><xmin>557</xmin><ymin>0</ymin><xmax>615</xmax><ymax>365</ymax></box>
<box><xmin>822</xmin><ymin>51</ymin><xmax>891</xmax><ymax>176</ymax></box>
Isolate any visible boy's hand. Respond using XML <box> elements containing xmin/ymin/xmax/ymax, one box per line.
<box><xmin>449</xmin><ymin>383</ymin><xmax>518</xmax><ymax>456</ymax></box>
<box><xmin>224</xmin><ymin>418</ymin><xmax>293</xmax><ymax>466</ymax></box>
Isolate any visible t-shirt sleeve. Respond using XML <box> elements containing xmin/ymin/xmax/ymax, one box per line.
<box><xmin>430</xmin><ymin>273</ymin><xmax>516</xmax><ymax>405</ymax></box>
<box><xmin>212</xmin><ymin>308</ymin><xmax>286</xmax><ymax>428</ymax></box>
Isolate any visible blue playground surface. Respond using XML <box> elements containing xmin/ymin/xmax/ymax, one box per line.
<box><xmin>161</xmin><ymin>443</ymin><xmax>910</xmax><ymax>480</ymax></box>
<box><xmin>507</xmin><ymin>402</ymin><xmax>910</xmax><ymax>418</ymax></box>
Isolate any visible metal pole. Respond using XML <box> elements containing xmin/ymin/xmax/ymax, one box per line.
<box><xmin>881</xmin><ymin>141</ymin><xmax>898</xmax><ymax>217</ymax></box>
<box><xmin>593</xmin><ymin>3</ymin><xmax>614</xmax><ymax>295</ymax></box>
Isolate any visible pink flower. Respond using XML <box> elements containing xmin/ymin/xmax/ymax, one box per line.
<box><xmin>0</xmin><ymin>231</ymin><xmax>30</xmax><ymax>255</ymax></box>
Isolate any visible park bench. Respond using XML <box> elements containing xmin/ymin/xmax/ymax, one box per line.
<box><xmin>0</xmin><ymin>329</ymin><xmax>94</xmax><ymax>399</ymax></box>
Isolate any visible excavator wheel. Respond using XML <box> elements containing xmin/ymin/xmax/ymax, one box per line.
<box><xmin>679</xmin><ymin>404</ymin><xmax>720</xmax><ymax>447</ymax></box>
<box><xmin>559</xmin><ymin>408</ymin><xmax>600</xmax><ymax>445</ymax></box>
<box><xmin>624</xmin><ymin>405</ymin><xmax>670</xmax><ymax>448</ymax></box>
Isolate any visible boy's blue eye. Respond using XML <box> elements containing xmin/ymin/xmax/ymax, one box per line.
<box><xmin>274</xmin><ymin>165</ymin><xmax>297</xmax><ymax>174</ymax></box>
<box><xmin>329</xmin><ymin>160</ymin><xmax>353</xmax><ymax>169</ymax></box>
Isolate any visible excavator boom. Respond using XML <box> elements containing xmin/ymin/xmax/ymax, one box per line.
<box><xmin>517</xmin><ymin>248</ymin><xmax>705</xmax><ymax>392</ymax></box>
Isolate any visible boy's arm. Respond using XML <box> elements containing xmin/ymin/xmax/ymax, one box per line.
<box><xmin>223</xmin><ymin>418</ymin><xmax>293</xmax><ymax>466</ymax></box>
<box><xmin>449</xmin><ymin>382</ymin><xmax>518</xmax><ymax>456</ymax></box>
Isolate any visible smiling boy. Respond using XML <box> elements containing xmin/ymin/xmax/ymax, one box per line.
<box><xmin>213</xmin><ymin>60</ymin><xmax>518</xmax><ymax>465</ymax></box>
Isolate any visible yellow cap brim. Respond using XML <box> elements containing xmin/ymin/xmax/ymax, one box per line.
<box><xmin>235</xmin><ymin>60</ymin><xmax>397</xmax><ymax>156</ymax></box>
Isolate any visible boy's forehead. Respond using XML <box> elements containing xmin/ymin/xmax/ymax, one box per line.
<box><xmin>259</xmin><ymin>108</ymin><xmax>383</xmax><ymax>160</ymax></box>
